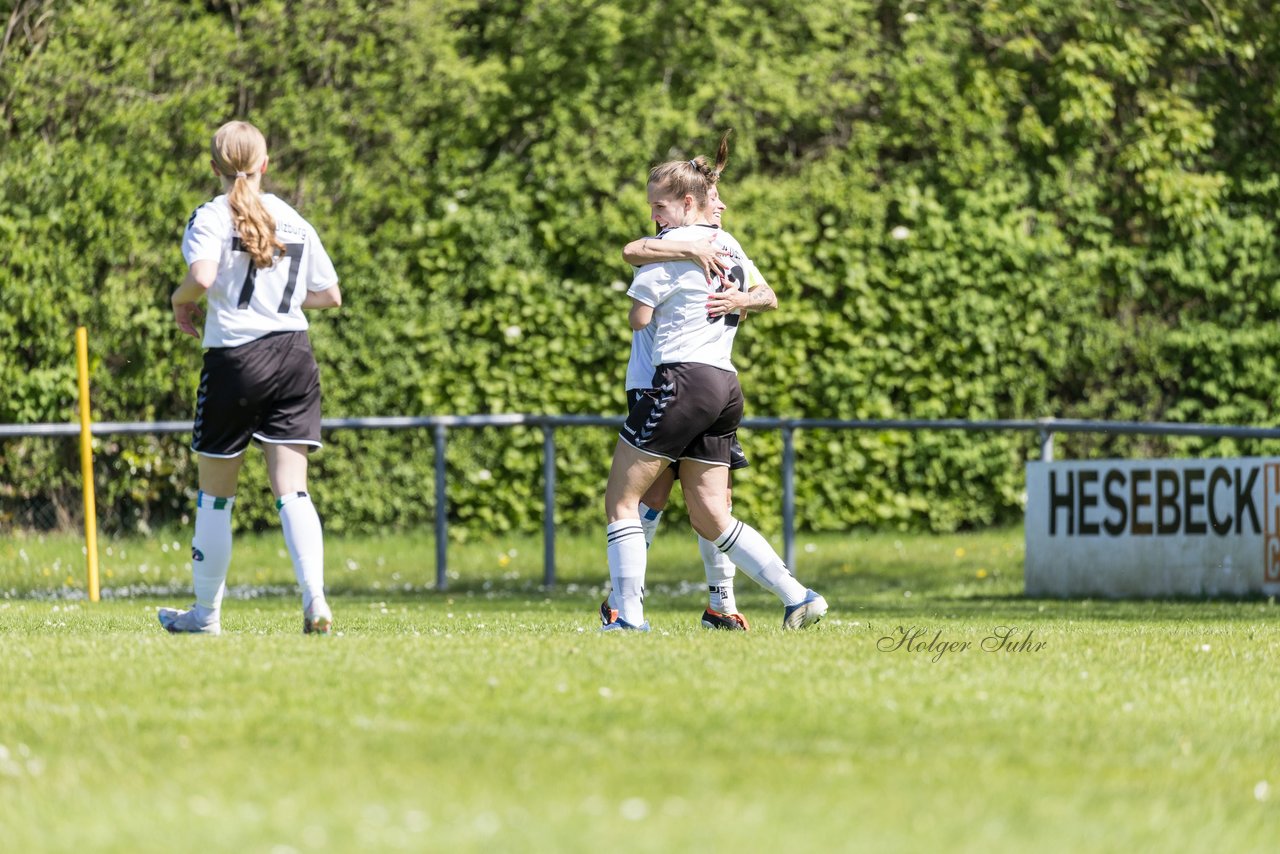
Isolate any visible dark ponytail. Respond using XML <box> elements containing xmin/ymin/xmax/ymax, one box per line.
<box><xmin>687</xmin><ymin>128</ymin><xmax>733</xmax><ymax>185</ymax></box>
<box><xmin>713</xmin><ymin>128</ymin><xmax>732</xmax><ymax>179</ymax></box>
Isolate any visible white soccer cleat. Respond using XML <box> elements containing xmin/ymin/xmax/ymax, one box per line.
<box><xmin>158</xmin><ymin>604</ymin><xmax>221</xmax><ymax>635</ymax></box>
<box><xmin>304</xmin><ymin>599</ymin><xmax>333</xmax><ymax>635</ymax></box>
<box><xmin>782</xmin><ymin>589</ymin><xmax>828</xmax><ymax>630</ymax></box>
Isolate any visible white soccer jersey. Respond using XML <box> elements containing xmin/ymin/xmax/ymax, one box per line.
<box><xmin>626</xmin><ymin>224</ymin><xmax>763</xmax><ymax>374</ymax></box>
<box><xmin>182</xmin><ymin>194</ymin><xmax>338</xmax><ymax>348</ymax></box>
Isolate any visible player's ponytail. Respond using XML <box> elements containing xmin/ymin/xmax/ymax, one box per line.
<box><xmin>687</xmin><ymin>128</ymin><xmax>732</xmax><ymax>185</ymax></box>
<box><xmin>210</xmin><ymin>121</ymin><xmax>284</xmax><ymax>269</ymax></box>
<box><xmin>648</xmin><ymin>130</ymin><xmax>733</xmax><ymax>208</ymax></box>
<box><xmin>712</xmin><ymin>128</ymin><xmax>732</xmax><ymax>181</ymax></box>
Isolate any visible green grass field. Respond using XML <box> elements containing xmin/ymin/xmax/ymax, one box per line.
<box><xmin>2</xmin><ymin>528</ymin><xmax>1279</xmax><ymax>852</ymax></box>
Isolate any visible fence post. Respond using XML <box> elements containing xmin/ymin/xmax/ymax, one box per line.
<box><xmin>782</xmin><ymin>425</ymin><xmax>796</xmax><ymax>570</ymax></box>
<box><xmin>1038</xmin><ymin>429</ymin><xmax>1055</xmax><ymax>462</ymax></box>
<box><xmin>542</xmin><ymin>424</ymin><xmax>556</xmax><ymax>588</ymax></box>
<box><xmin>75</xmin><ymin>327</ymin><xmax>101</xmax><ymax>603</ymax></box>
<box><xmin>434</xmin><ymin>423</ymin><xmax>448</xmax><ymax>591</ymax></box>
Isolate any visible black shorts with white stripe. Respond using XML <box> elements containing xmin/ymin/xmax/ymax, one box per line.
<box><xmin>626</xmin><ymin>387</ymin><xmax>749</xmax><ymax>473</ymax></box>
<box><xmin>620</xmin><ymin>363</ymin><xmax>744</xmax><ymax>467</ymax></box>
<box><xmin>192</xmin><ymin>330</ymin><xmax>322</xmax><ymax>458</ymax></box>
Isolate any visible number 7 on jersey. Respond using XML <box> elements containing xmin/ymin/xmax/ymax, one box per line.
<box><xmin>231</xmin><ymin>239</ymin><xmax>305</xmax><ymax>313</ymax></box>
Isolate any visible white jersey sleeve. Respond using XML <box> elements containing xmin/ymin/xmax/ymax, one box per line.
<box><xmin>302</xmin><ymin>223</ymin><xmax>338</xmax><ymax>292</ymax></box>
<box><xmin>627</xmin><ymin>263</ymin><xmax>678</xmax><ymax>307</ymax></box>
<box><xmin>182</xmin><ymin>202</ymin><xmax>227</xmax><ymax>266</ymax></box>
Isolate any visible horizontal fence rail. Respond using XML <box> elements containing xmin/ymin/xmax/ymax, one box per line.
<box><xmin>7</xmin><ymin>415</ymin><xmax>1280</xmax><ymax>589</ymax></box>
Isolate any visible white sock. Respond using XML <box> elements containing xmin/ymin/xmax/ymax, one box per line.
<box><xmin>638</xmin><ymin>502</ymin><xmax>663</xmax><ymax>547</ymax></box>
<box><xmin>606</xmin><ymin>519</ymin><xmax>647</xmax><ymax>625</ymax></box>
<box><xmin>609</xmin><ymin>503</ymin><xmax>663</xmax><ymax>611</ymax></box>
<box><xmin>714</xmin><ymin>520</ymin><xmax>807</xmax><ymax>606</ymax></box>
<box><xmin>191</xmin><ymin>491</ymin><xmax>234</xmax><ymax>615</ymax></box>
<box><xmin>700</xmin><ymin>535</ymin><xmax>738</xmax><ymax>614</ymax></box>
<box><xmin>278</xmin><ymin>491</ymin><xmax>325</xmax><ymax>612</ymax></box>
<box><xmin>609</xmin><ymin>501</ymin><xmax>665</xmax><ymax>614</ymax></box>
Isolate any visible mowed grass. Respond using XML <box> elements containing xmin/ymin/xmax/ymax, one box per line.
<box><xmin>2</xmin><ymin>527</ymin><xmax>1280</xmax><ymax>852</ymax></box>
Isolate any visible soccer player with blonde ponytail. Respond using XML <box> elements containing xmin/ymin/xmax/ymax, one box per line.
<box><xmin>210</xmin><ymin>122</ymin><xmax>285</xmax><ymax>269</ymax></box>
<box><xmin>162</xmin><ymin>120</ymin><xmax>342</xmax><ymax>636</ymax></box>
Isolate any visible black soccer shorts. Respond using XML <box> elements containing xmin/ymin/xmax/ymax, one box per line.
<box><xmin>621</xmin><ymin>363</ymin><xmax>745</xmax><ymax>467</ymax></box>
<box><xmin>191</xmin><ymin>330</ymin><xmax>322</xmax><ymax>457</ymax></box>
<box><xmin>627</xmin><ymin>386</ymin><xmax>749</xmax><ymax>472</ymax></box>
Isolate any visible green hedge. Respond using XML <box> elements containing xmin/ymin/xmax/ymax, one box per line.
<box><xmin>5</xmin><ymin>0</ymin><xmax>1280</xmax><ymax>536</ymax></box>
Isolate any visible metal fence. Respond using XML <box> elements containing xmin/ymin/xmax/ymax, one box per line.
<box><xmin>7</xmin><ymin>414</ymin><xmax>1280</xmax><ymax>588</ymax></box>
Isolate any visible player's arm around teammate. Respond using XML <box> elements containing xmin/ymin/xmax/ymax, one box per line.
<box><xmin>623</xmin><ymin>232</ymin><xmax>725</xmax><ymax>281</ymax></box>
<box><xmin>162</xmin><ymin>120</ymin><xmax>341</xmax><ymax>637</ymax></box>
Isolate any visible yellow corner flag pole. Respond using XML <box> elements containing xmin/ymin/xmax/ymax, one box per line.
<box><xmin>75</xmin><ymin>326</ymin><xmax>101</xmax><ymax>603</ymax></box>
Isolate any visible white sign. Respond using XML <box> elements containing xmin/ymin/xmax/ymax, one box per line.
<box><xmin>1025</xmin><ymin>458</ymin><xmax>1280</xmax><ymax>597</ymax></box>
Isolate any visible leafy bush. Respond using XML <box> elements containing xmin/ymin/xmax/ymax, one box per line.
<box><xmin>5</xmin><ymin>0</ymin><xmax>1280</xmax><ymax>535</ymax></box>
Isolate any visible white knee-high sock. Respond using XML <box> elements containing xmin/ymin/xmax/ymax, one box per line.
<box><xmin>607</xmin><ymin>503</ymin><xmax>664</xmax><ymax>611</ymax></box>
<box><xmin>638</xmin><ymin>502</ymin><xmax>663</xmax><ymax>547</ymax></box>
<box><xmin>699</xmin><ymin>535</ymin><xmax>738</xmax><ymax>614</ymax></box>
<box><xmin>192</xmin><ymin>491</ymin><xmax>234</xmax><ymax>614</ymax></box>
<box><xmin>278</xmin><ymin>491</ymin><xmax>325</xmax><ymax>611</ymax></box>
<box><xmin>606</xmin><ymin>519</ymin><xmax>647</xmax><ymax>625</ymax></box>
<box><xmin>714</xmin><ymin>519</ymin><xmax>807</xmax><ymax>606</ymax></box>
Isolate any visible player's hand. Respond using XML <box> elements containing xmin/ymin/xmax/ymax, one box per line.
<box><xmin>688</xmin><ymin>235</ymin><xmax>729</xmax><ymax>283</ymax></box>
<box><xmin>705</xmin><ymin>276</ymin><xmax>747</xmax><ymax>317</ymax></box>
<box><xmin>172</xmin><ymin>300</ymin><xmax>203</xmax><ymax>338</ymax></box>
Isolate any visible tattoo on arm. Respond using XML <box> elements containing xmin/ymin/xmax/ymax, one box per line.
<box><xmin>746</xmin><ymin>284</ymin><xmax>777</xmax><ymax>311</ymax></box>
